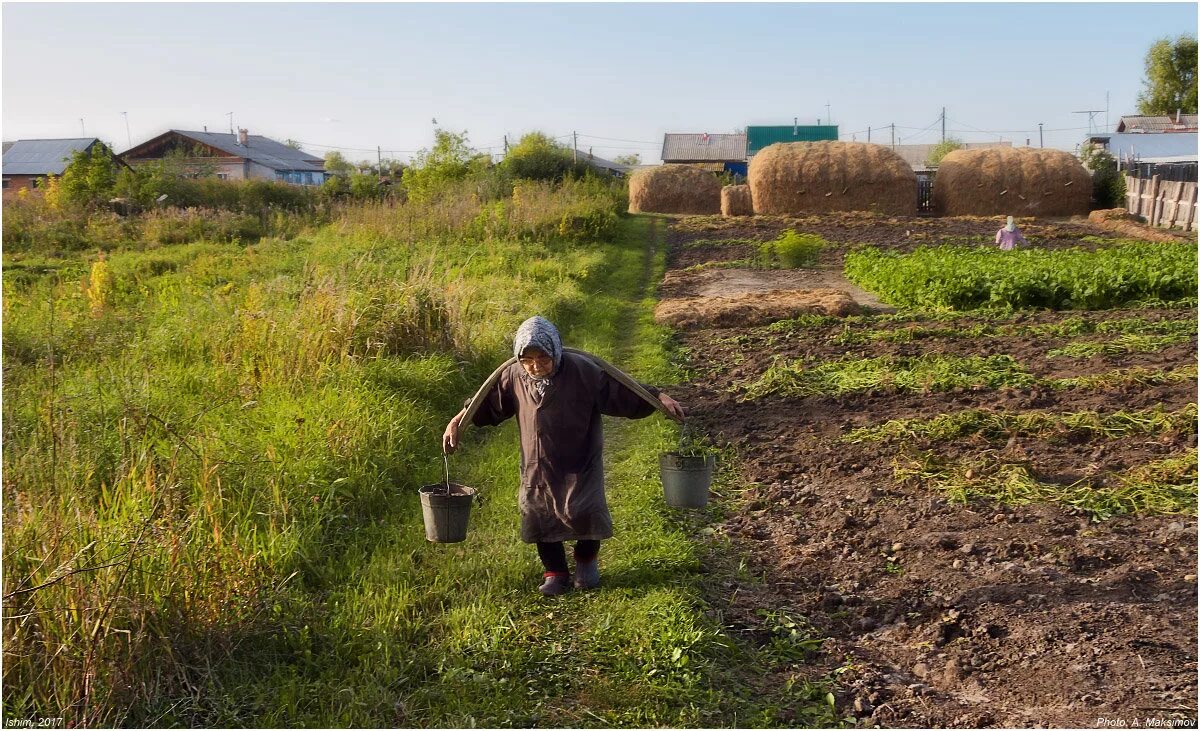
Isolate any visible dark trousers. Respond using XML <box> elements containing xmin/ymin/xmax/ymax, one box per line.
<box><xmin>537</xmin><ymin>540</ymin><xmax>600</xmax><ymax>574</ymax></box>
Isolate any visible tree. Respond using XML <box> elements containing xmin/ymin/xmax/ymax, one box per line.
<box><xmin>324</xmin><ymin>150</ymin><xmax>356</xmax><ymax>178</ymax></box>
<box><xmin>1137</xmin><ymin>35</ymin><xmax>1198</xmax><ymax>115</ymax></box>
<box><xmin>284</xmin><ymin>138</ymin><xmax>303</xmax><ymax>150</ymax></box>
<box><xmin>1080</xmin><ymin>142</ymin><xmax>1127</xmax><ymax>209</ymax></box>
<box><xmin>401</xmin><ymin>129</ymin><xmax>477</xmax><ymax>203</ymax></box>
<box><xmin>926</xmin><ymin>138</ymin><xmax>965</xmax><ymax>167</ymax></box>
<box><xmin>58</xmin><ymin>143</ymin><xmax>121</xmax><ymax>207</ymax></box>
<box><xmin>613</xmin><ymin>153</ymin><xmax>641</xmax><ymax>167</ymax></box>
<box><xmin>502</xmin><ymin>132</ymin><xmax>579</xmax><ymax>181</ymax></box>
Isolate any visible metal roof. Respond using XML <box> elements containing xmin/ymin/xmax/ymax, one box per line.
<box><xmin>1117</xmin><ymin>115</ymin><xmax>1198</xmax><ymax>133</ymax></box>
<box><xmin>661</xmin><ymin>133</ymin><xmax>747</xmax><ymax>162</ymax></box>
<box><xmin>577</xmin><ymin>150</ymin><xmax>630</xmax><ymax>175</ymax></box>
<box><xmin>123</xmin><ymin>130</ymin><xmax>326</xmax><ymax>172</ymax></box>
<box><xmin>1094</xmin><ymin>132</ymin><xmax>1198</xmax><ymax>163</ymax></box>
<box><xmin>746</xmin><ymin>125</ymin><xmax>838</xmax><ymax>154</ymax></box>
<box><xmin>3</xmin><ymin>138</ymin><xmax>100</xmax><ymax>175</ymax></box>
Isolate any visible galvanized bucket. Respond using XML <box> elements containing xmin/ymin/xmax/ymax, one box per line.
<box><xmin>418</xmin><ymin>483</ymin><xmax>476</xmax><ymax>543</ymax></box>
<box><xmin>659</xmin><ymin>452</ymin><xmax>716</xmax><ymax>509</ymax></box>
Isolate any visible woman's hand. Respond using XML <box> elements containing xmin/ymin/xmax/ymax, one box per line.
<box><xmin>658</xmin><ymin>392</ymin><xmax>686</xmax><ymax>422</ymax></box>
<box><xmin>442</xmin><ymin>410</ymin><xmax>465</xmax><ymax>454</ymax></box>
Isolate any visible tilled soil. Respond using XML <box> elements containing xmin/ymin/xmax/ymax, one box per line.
<box><xmin>667</xmin><ymin>216</ymin><xmax>1199</xmax><ymax>727</ymax></box>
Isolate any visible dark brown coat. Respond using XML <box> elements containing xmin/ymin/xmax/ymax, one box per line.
<box><xmin>470</xmin><ymin>351</ymin><xmax>660</xmax><ymax>543</ymax></box>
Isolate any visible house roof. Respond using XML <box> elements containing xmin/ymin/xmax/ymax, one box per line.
<box><xmin>662</xmin><ymin>133</ymin><xmax>747</xmax><ymax>162</ymax></box>
<box><xmin>891</xmin><ymin>141</ymin><xmax>1013</xmax><ymax>171</ymax></box>
<box><xmin>746</xmin><ymin>125</ymin><xmax>838</xmax><ymax>154</ymax></box>
<box><xmin>122</xmin><ymin>130</ymin><xmax>326</xmax><ymax>172</ymax></box>
<box><xmin>3</xmin><ymin>138</ymin><xmax>101</xmax><ymax>176</ymax></box>
<box><xmin>1116</xmin><ymin>114</ymin><xmax>1198</xmax><ymax>133</ymax></box>
<box><xmin>577</xmin><ymin>150</ymin><xmax>630</xmax><ymax>175</ymax></box>
<box><xmin>1092</xmin><ymin>132</ymin><xmax>1198</xmax><ymax>162</ymax></box>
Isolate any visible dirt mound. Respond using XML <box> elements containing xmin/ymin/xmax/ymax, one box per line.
<box><xmin>933</xmin><ymin>147</ymin><xmax>1091</xmax><ymax>217</ymax></box>
<box><xmin>628</xmin><ymin>165</ymin><xmax>721</xmax><ymax>214</ymax></box>
<box><xmin>748</xmin><ymin>141</ymin><xmax>917</xmax><ymax>216</ymax></box>
<box><xmin>1088</xmin><ymin>207</ymin><xmax>1188</xmax><ymax>242</ymax></box>
<box><xmin>721</xmin><ymin>184</ymin><xmax>753</xmax><ymax>217</ymax></box>
<box><xmin>654</xmin><ymin>288</ymin><xmax>861</xmax><ymax>328</ymax></box>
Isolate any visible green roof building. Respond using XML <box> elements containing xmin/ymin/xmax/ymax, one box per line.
<box><xmin>746</xmin><ymin>125</ymin><xmax>839</xmax><ymax>156</ymax></box>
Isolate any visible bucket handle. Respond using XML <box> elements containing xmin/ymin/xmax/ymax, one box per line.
<box><xmin>443</xmin><ymin>452</ymin><xmax>451</xmax><ymax>495</ymax></box>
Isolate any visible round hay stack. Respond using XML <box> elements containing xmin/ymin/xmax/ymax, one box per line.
<box><xmin>721</xmin><ymin>184</ymin><xmax>753</xmax><ymax>217</ymax></box>
<box><xmin>628</xmin><ymin>165</ymin><xmax>721</xmax><ymax>214</ymax></box>
<box><xmin>748</xmin><ymin>141</ymin><xmax>917</xmax><ymax>216</ymax></box>
<box><xmin>932</xmin><ymin>147</ymin><xmax>1091</xmax><ymax>217</ymax></box>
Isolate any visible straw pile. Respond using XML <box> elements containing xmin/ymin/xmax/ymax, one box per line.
<box><xmin>653</xmin><ymin>288</ymin><xmax>861</xmax><ymax>329</ymax></box>
<box><xmin>748</xmin><ymin>141</ymin><xmax>917</xmax><ymax>216</ymax></box>
<box><xmin>721</xmin><ymin>185</ymin><xmax>753</xmax><ymax>216</ymax></box>
<box><xmin>1088</xmin><ymin>208</ymin><xmax>1184</xmax><ymax>242</ymax></box>
<box><xmin>932</xmin><ymin>147</ymin><xmax>1091</xmax><ymax>217</ymax></box>
<box><xmin>628</xmin><ymin>165</ymin><xmax>721</xmax><ymax>214</ymax></box>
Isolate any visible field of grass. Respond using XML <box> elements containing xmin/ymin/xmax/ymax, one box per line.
<box><xmin>3</xmin><ymin>188</ymin><xmax>843</xmax><ymax>726</ymax></box>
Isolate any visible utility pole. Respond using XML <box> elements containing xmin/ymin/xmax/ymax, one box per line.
<box><xmin>80</xmin><ymin>118</ymin><xmax>85</xmax><ymax>136</ymax></box>
<box><xmin>941</xmin><ymin>107</ymin><xmax>946</xmax><ymax>143</ymax></box>
<box><xmin>122</xmin><ymin>111</ymin><xmax>131</xmax><ymax>148</ymax></box>
<box><xmin>227</xmin><ymin>112</ymin><xmax>234</xmax><ymax>134</ymax></box>
<box><xmin>890</xmin><ymin>123</ymin><xmax>895</xmax><ymax>149</ymax></box>
<box><xmin>867</xmin><ymin>126</ymin><xmax>871</xmax><ymax>143</ymax></box>
<box><xmin>1038</xmin><ymin>122</ymin><xmax>1044</xmax><ymax>148</ymax></box>
<box><xmin>825</xmin><ymin>103</ymin><xmax>831</xmax><ymax>125</ymax></box>
<box><xmin>503</xmin><ymin>135</ymin><xmax>508</xmax><ymax>158</ymax></box>
<box><xmin>573</xmin><ymin>131</ymin><xmax>578</xmax><ymax>164</ymax></box>
<box><xmin>377</xmin><ymin>146</ymin><xmax>383</xmax><ymax>180</ymax></box>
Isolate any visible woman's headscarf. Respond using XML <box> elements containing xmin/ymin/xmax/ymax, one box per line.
<box><xmin>513</xmin><ymin>316</ymin><xmax>563</xmax><ymax>397</ymax></box>
<box><xmin>1005</xmin><ymin>215</ymin><xmax>1016</xmax><ymax>233</ymax></box>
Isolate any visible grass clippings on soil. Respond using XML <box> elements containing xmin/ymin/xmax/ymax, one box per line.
<box><xmin>654</xmin><ymin>288</ymin><xmax>861</xmax><ymax>329</ymax></box>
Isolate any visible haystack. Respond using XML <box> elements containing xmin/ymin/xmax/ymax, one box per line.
<box><xmin>628</xmin><ymin>165</ymin><xmax>721</xmax><ymax>214</ymax></box>
<box><xmin>653</xmin><ymin>289</ymin><xmax>860</xmax><ymax>329</ymax></box>
<box><xmin>1088</xmin><ymin>208</ymin><xmax>1184</xmax><ymax>242</ymax></box>
<box><xmin>932</xmin><ymin>147</ymin><xmax>1091</xmax><ymax>217</ymax></box>
<box><xmin>748</xmin><ymin>141</ymin><xmax>917</xmax><ymax>216</ymax></box>
<box><xmin>721</xmin><ymin>184</ymin><xmax>753</xmax><ymax>217</ymax></box>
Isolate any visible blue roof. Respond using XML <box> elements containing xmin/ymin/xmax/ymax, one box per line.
<box><xmin>3</xmin><ymin>138</ymin><xmax>100</xmax><ymax>175</ymax></box>
<box><xmin>1095</xmin><ymin>132</ymin><xmax>1198</xmax><ymax>163</ymax></box>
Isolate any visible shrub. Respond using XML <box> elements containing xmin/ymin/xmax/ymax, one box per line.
<box><xmin>759</xmin><ymin>229</ymin><xmax>825</xmax><ymax>268</ymax></box>
<box><xmin>502</xmin><ymin>132</ymin><xmax>586</xmax><ymax>182</ymax></box>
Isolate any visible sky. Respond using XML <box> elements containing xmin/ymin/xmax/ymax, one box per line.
<box><xmin>2</xmin><ymin>2</ymin><xmax>1196</xmax><ymax>164</ymax></box>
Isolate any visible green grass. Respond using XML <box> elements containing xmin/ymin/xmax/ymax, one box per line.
<box><xmin>3</xmin><ymin>202</ymin><xmax>846</xmax><ymax>727</ymax></box>
<box><xmin>894</xmin><ymin>449</ymin><xmax>1198</xmax><ymax>520</ymax></box>
<box><xmin>1046</xmin><ymin>333</ymin><xmax>1190</xmax><ymax>358</ymax></box>
<box><xmin>739</xmin><ymin>354</ymin><xmax>1036</xmax><ymax>399</ymax></box>
<box><xmin>828</xmin><ymin>315</ymin><xmax>1196</xmax><ymax>346</ymax></box>
<box><xmin>845</xmin><ymin>404</ymin><xmax>1198</xmax><ymax>444</ymax></box>
<box><xmin>844</xmin><ymin>243</ymin><xmax>1197</xmax><ymax>310</ymax></box>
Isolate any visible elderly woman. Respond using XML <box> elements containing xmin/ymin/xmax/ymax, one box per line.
<box><xmin>442</xmin><ymin>316</ymin><xmax>685</xmax><ymax>596</ymax></box>
<box><xmin>995</xmin><ymin>215</ymin><xmax>1028</xmax><ymax>251</ymax></box>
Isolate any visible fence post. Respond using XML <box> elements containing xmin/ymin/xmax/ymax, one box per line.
<box><xmin>1168</xmin><ymin>180</ymin><xmax>1185</xmax><ymax>229</ymax></box>
<box><xmin>1149</xmin><ymin>175</ymin><xmax>1162</xmax><ymax>226</ymax></box>
<box><xmin>1186</xmin><ymin>182</ymin><xmax>1198</xmax><ymax>232</ymax></box>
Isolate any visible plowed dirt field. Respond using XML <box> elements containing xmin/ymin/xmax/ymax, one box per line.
<box><xmin>668</xmin><ymin>213</ymin><xmax>1198</xmax><ymax>728</ymax></box>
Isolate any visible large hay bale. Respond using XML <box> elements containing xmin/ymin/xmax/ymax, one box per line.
<box><xmin>721</xmin><ymin>184</ymin><xmax>753</xmax><ymax>217</ymax></box>
<box><xmin>933</xmin><ymin>147</ymin><xmax>1091</xmax><ymax>217</ymax></box>
<box><xmin>628</xmin><ymin>165</ymin><xmax>721</xmax><ymax>214</ymax></box>
<box><xmin>653</xmin><ymin>288</ymin><xmax>861</xmax><ymax>329</ymax></box>
<box><xmin>748</xmin><ymin>141</ymin><xmax>917</xmax><ymax>216</ymax></box>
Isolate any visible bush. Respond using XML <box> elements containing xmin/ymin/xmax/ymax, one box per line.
<box><xmin>502</xmin><ymin>132</ymin><xmax>586</xmax><ymax>182</ymax></box>
<box><xmin>1081</xmin><ymin>142</ymin><xmax>1127</xmax><ymax>209</ymax></box>
<box><xmin>759</xmin><ymin>229</ymin><xmax>825</xmax><ymax>267</ymax></box>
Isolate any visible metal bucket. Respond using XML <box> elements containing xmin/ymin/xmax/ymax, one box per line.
<box><xmin>659</xmin><ymin>453</ymin><xmax>716</xmax><ymax>508</ymax></box>
<box><xmin>419</xmin><ymin>483</ymin><xmax>476</xmax><ymax>543</ymax></box>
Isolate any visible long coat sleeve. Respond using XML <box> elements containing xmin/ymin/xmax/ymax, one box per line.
<box><xmin>468</xmin><ymin>351</ymin><xmax>659</xmax><ymax>543</ymax></box>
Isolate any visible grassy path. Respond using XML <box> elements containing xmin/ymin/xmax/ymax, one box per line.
<box><xmin>117</xmin><ymin>215</ymin><xmax>840</xmax><ymax>727</ymax></box>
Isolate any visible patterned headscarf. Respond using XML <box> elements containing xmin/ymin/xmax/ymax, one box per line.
<box><xmin>513</xmin><ymin>316</ymin><xmax>563</xmax><ymax>397</ymax></box>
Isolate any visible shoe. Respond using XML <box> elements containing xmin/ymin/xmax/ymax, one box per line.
<box><xmin>573</xmin><ymin>559</ymin><xmax>600</xmax><ymax>590</ymax></box>
<box><xmin>539</xmin><ymin>573</ymin><xmax>572</xmax><ymax>596</ymax></box>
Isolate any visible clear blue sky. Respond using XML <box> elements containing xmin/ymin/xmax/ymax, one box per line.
<box><xmin>3</xmin><ymin>2</ymin><xmax>1195</xmax><ymax>163</ymax></box>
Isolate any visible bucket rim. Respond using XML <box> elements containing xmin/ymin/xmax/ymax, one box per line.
<box><xmin>418</xmin><ymin>483</ymin><xmax>477</xmax><ymax>496</ymax></box>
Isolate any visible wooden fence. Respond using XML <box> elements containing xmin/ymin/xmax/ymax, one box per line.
<box><xmin>1124</xmin><ymin>174</ymin><xmax>1198</xmax><ymax>231</ymax></box>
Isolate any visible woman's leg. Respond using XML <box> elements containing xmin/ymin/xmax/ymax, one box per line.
<box><xmin>536</xmin><ymin>541</ymin><xmax>569</xmax><ymax>576</ymax></box>
<box><xmin>574</xmin><ymin>540</ymin><xmax>600</xmax><ymax>563</ymax></box>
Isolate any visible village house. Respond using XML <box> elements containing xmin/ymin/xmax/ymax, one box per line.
<box><xmin>661</xmin><ymin>133</ymin><xmax>749</xmax><ymax>176</ymax></box>
<box><xmin>120</xmin><ymin>129</ymin><xmax>328</xmax><ymax>185</ymax></box>
<box><xmin>2</xmin><ymin>137</ymin><xmax>109</xmax><ymax>198</ymax></box>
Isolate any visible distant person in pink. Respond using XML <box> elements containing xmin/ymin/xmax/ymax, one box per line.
<box><xmin>995</xmin><ymin>215</ymin><xmax>1027</xmax><ymax>251</ymax></box>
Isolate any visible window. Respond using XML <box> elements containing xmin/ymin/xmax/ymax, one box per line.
<box><xmin>1</xmin><ymin>178</ymin><xmax>9</xmax><ymax>189</ymax></box>
<box><xmin>217</xmin><ymin>173</ymin><xmax>228</xmax><ymax>180</ymax></box>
